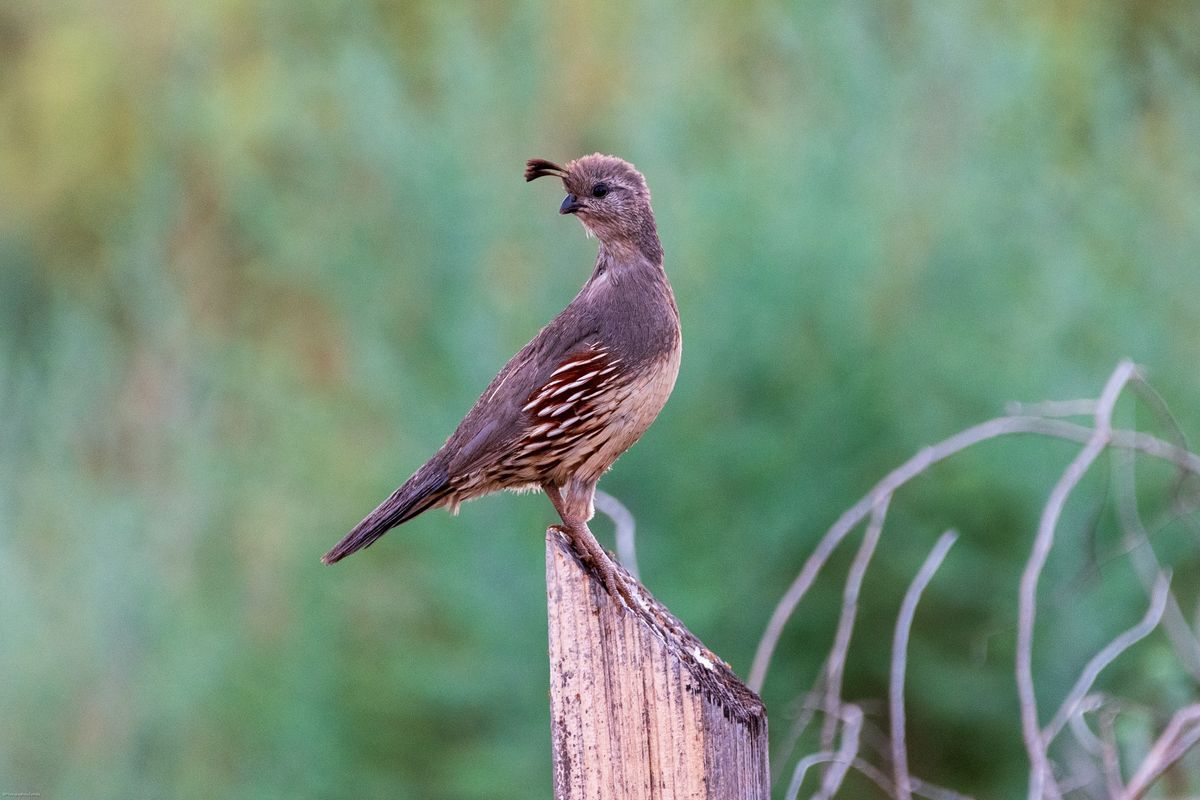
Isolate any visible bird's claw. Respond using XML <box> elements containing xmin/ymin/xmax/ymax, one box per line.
<box><xmin>551</xmin><ymin>523</ymin><xmax>637</xmax><ymax>611</ymax></box>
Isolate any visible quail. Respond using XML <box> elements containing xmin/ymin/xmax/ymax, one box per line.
<box><xmin>323</xmin><ymin>154</ymin><xmax>681</xmax><ymax>607</ymax></box>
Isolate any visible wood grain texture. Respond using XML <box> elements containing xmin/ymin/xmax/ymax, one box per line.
<box><xmin>546</xmin><ymin>528</ymin><xmax>769</xmax><ymax>800</ymax></box>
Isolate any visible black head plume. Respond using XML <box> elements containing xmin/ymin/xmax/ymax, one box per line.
<box><xmin>525</xmin><ymin>158</ymin><xmax>568</xmax><ymax>182</ymax></box>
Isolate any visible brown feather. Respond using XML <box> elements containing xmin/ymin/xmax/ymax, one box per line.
<box><xmin>524</xmin><ymin>158</ymin><xmax>567</xmax><ymax>181</ymax></box>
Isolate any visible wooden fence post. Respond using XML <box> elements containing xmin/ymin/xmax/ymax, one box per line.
<box><xmin>546</xmin><ymin>527</ymin><xmax>770</xmax><ymax>799</ymax></box>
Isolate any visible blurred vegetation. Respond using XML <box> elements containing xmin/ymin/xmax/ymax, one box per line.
<box><xmin>2</xmin><ymin>0</ymin><xmax>1200</xmax><ymax>797</ymax></box>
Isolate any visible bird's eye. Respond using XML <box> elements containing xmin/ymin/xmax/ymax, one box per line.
<box><xmin>592</xmin><ymin>183</ymin><xmax>609</xmax><ymax>198</ymax></box>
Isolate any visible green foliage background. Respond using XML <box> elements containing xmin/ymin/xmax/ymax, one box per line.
<box><xmin>2</xmin><ymin>1</ymin><xmax>1199</xmax><ymax>797</ymax></box>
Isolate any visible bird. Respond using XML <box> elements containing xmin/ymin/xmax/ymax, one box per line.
<box><xmin>322</xmin><ymin>154</ymin><xmax>681</xmax><ymax>607</ymax></box>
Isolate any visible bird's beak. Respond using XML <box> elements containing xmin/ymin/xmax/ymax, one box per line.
<box><xmin>559</xmin><ymin>193</ymin><xmax>582</xmax><ymax>215</ymax></box>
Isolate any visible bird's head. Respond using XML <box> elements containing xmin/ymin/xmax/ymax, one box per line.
<box><xmin>525</xmin><ymin>154</ymin><xmax>657</xmax><ymax>255</ymax></box>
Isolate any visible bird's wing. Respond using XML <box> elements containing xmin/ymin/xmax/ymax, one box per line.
<box><xmin>437</xmin><ymin>314</ymin><xmax>602</xmax><ymax>478</ymax></box>
<box><xmin>324</xmin><ymin>306</ymin><xmax>603</xmax><ymax>563</ymax></box>
<box><xmin>503</xmin><ymin>342</ymin><xmax>627</xmax><ymax>463</ymax></box>
<box><xmin>519</xmin><ymin>343</ymin><xmax>624</xmax><ymax>427</ymax></box>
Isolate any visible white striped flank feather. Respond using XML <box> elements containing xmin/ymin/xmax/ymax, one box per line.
<box><xmin>447</xmin><ymin>339</ymin><xmax>681</xmax><ymax>501</ymax></box>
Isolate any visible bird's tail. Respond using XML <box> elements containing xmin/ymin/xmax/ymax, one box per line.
<box><xmin>322</xmin><ymin>466</ymin><xmax>450</xmax><ymax>564</ymax></box>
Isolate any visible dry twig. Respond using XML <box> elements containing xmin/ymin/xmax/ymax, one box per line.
<box><xmin>781</xmin><ymin>705</ymin><xmax>865</xmax><ymax>800</ymax></box>
<box><xmin>1005</xmin><ymin>399</ymin><xmax>1099</xmax><ymax>418</ymax></box>
<box><xmin>1041</xmin><ymin>573</ymin><xmax>1170</xmax><ymax>747</ymax></box>
<box><xmin>815</xmin><ymin>704</ymin><xmax>864</xmax><ymax>800</ymax></box>
<box><xmin>851</xmin><ymin>757</ymin><xmax>977</xmax><ymax>800</ymax></box>
<box><xmin>772</xmin><ymin>686</ymin><xmax>826</xmax><ymax>784</ymax></box>
<box><xmin>891</xmin><ymin>531</ymin><xmax>958</xmax><ymax>800</ymax></box>
<box><xmin>1017</xmin><ymin>360</ymin><xmax>1138</xmax><ymax>800</ymax></box>
<box><xmin>1123</xmin><ymin>703</ymin><xmax>1200</xmax><ymax>799</ymax></box>
<box><xmin>749</xmin><ymin>411</ymin><xmax>1200</xmax><ymax>693</ymax></box>
<box><xmin>782</xmin><ymin>751</ymin><xmax>838</xmax><ymax>800</ymax></box>
<box><xmin>593</xmin><ymin>489</ymin><xmax>639</xmax><ymax>580</ymax></box>
<box><xmin>1065</xmin><ymin>694</ymin><xmax>1105</xmax><ymax>755</ymax></box>
<box><xmin>1113</xmin><ymin>447</ymin><xmax>1200</xmax><ymax>682</ymax></box>
<box><xmin>766</xmin><ymin>362</ymin><xmax>1200</xmax><ymax>799</ymax></box>
<box><xmin>1099</xmin><ymin>706</ymin><xmax>1125</xmax><ymax>799</ymax></box>
<box><xmin>820</xmin><ymin>496</ymin><xmax>892</xmax><ymax>756</ymax></box>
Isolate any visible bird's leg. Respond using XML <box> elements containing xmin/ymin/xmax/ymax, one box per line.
<box><xmin>560</xmin><ymin>518</ymin><xmax>638</xmax><ymax>611</ymax></box>
<box><xmin>543</xmin><ymin>482</ymin><xmax>638</xmax><ymax>610</ymax></box>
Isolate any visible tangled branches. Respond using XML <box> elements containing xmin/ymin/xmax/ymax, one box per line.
<box><xmin>755</xmin><ymin>361</ymin><xmax>1200</xmax><ymax>799</ymax></box>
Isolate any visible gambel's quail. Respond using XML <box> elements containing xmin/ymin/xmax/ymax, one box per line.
<box><xmin>324</xmin><ymin>154</ymin><xmax>681</xmax><ymax>606</ymax></box>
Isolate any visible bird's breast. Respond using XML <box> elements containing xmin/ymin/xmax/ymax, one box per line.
<box><xmin>559</xmin><ymin>331</ymin><xmax>681</xmax><ymax>483</ymax></box>
<box><xmin>490</xmin><ymin>332</ymin><xmax>681</xmax><ymax>487</ymax></box>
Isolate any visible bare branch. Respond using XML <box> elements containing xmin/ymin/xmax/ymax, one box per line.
<box><xmin>1123</xmin><ymin>703</ymin><xmax>1200</xmax><ymax>800</ymax></box>
<box><xmin>1057</xmin><ymin>752</ymin><xmax>1102</xmax><ymax>799</ymax></box>
<box><xmin>1108</xmin><ymin>428</ymin><xmax>1200</xmax><ymax>476</ymax></box>
<box><xmin>782</xmin><ymin>751</ymin><xmax>837</xmax><ymax>800</ymax></box>
<box><xmin>1005</xmin><ymin>399</ymin><xmax>1099</xmax><ymax>418</ymax></box>
<box><xmin>1128</xmin><ymin>376</ymin><xmax>1200</xmax><ymax>529</ymax></box>
<box><xmin>1065</xmin><ymin>695</ymin><xmax>1105</xmax><ymax>755</ymax></box>
<box><xmin>1042</xmin><ymin>574</ymin><xmax>1170</xmax><ymax>746</ymax></box>
<box><xmin>850</xmin><ymin>758</ymin><xmax>900</xmax><ymax>798</ymax></box>
<box><xmin>821</xmin><ymin>495</ymin><xmax>892</xmax><ymax>755</ymax></box>
<box><xmin>781</xmin><ymin>702</ymin><xmax>866</xmax><ymax>800</ymax></box>
<box><xmin>851</xmin><ymin>758</ymin><xmax>977</xmax><ymax>800</ymax></box>
<box><xmin>892</xmin><ymin>531</ymin><xmax>959</xmax><ymax>800</ymax></box>
<box><xmin>749</xmin><ymin>403</ymin><xmax>1200</xmax><ymax>693</ymax></box>
<box><xmin>751</xmin><ymin>362</ymin><xmax>1200</xmax><ymax>800</ymax></box>
<box><xmin>772</xmin><ymin>685</ymin><xmax>825</xmax><ymax>784</ymax></box>
<box><xmin>1128</xmin><ymin>376</ymin><xmax>1193</xmax><ymax>461</ymax></box>
<box><xmin>815</xmin><ymin>704</ymin><xmax>864</xmax><ymax>800</ymax></box>
<box><xmin>750</xmin><ymin>415</ymin><xmax>1077</xmax><ymax>693</ymax></box>
<box><xmin>593</xmin><ymin>489</ymin><xmax>639</xmax><ymax>580</ymax></box>
<box><xmin>1113</xmin><ymin>447</ymin><xmax>1200</xmax><ymax>681</ymax></box>
<box><xmin>908</xmin><ymin>777</ymin><xmax>977</xmax><ymax>800</ymax></box>
<box><xmin>1099</xmin><ymin>706</ymin><xmax>1125</xmax><ymax>799</ymax></box>
<box><xmin>1019</xmin><ymin>360</ymin><xmax>1139</xmax><ymax>800</ymax></box>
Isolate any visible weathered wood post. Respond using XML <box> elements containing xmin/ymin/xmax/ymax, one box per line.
<box><xmin>546</xmin><ymin>527</ymin><xmax>770</xmax><ymax>799</ymax></box>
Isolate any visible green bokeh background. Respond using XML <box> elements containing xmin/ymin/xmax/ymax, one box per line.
<box><xmin>3</xmin><ymin>1</ymin><xmax>1199</xmax><ymax>797</ymax></box>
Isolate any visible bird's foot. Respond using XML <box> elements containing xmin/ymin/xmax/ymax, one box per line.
<box><xmin>550</xmin><ymin>523</ymin><xmax>640</xmax><ymax>612</ymax></box>
<box><xmin>595</xmin><ymin>552</ymin><xmax>640</xmax><ymax>612</ymax></box>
